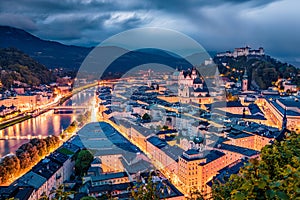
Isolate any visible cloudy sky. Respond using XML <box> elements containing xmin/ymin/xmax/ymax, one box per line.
<box><xmin>0</xmin><ymin>0</ymin><xmax>299</xmax><ymax>66</ymax></box>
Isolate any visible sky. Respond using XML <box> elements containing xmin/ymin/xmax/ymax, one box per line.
<box><xmin>0</xmin><ymin>0</ymin><xmax>300</xmax><ymax>66</ymax></box>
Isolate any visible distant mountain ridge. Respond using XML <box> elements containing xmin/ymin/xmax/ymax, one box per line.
<box><xmin>0</xmin><ymin>26</ymin><xmax>218</xmax><ymax>73</ymax></box>
<box><xmin>1</xmin><ymin>25</ymin><xmax>298</xmax><ymax>89</ymax></box>
<box><xmin>0</xmin><ymin>26</ymin><xmax>93</xmax><ymax>70</ymax></box>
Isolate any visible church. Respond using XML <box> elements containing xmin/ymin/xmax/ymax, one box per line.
<box><xmin>176</xmin><ymin>68</ymin><xmax>212</xmax><ymax>104</ymax></box>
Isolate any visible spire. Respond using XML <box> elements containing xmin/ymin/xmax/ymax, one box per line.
<box><xmin>242</xmin><ymin>68</ymin><xmax>248</xmax><ymax>91</ymax></box>
<box><xmin>282</xmin><ymin>107</ymin><xmax>287</xmax><ymax>130</ymax></box>
<box><xmin>243</xmin><ymin>68</ymin><xmax>248</xmax><ymax>79</ymax></box>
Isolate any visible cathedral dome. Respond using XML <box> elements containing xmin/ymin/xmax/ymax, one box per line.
<box><xmin>193</xmin><ymin>136</ymin><xmax>204</xmax><ymax>144</ymax></box>
<box><xmin>173</xmin><ymin>70</ymin><xmax>180</xmax><ymax>76</ymax></box>
<box><xmin>193</xmin><ymin>77</ymin><xmax>202</xmax><ymax>84</ymax></box>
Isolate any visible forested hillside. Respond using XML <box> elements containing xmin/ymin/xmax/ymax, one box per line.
<box><xmin>214</xmin><ymin>55</ymin><xmax>300</xmax><ymax>89</ymax></box>
<box><xmin>212</xmin><ymin>132</ymin><xmax>300</xmax><ymax>200</ymax></box>
<box><xmin>0</xmin><ymin>48</ymin><xmax>56</xmax><ymax>89</ymax></box>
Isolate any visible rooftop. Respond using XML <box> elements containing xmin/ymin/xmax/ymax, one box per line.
<box><xmin>227</xmin><ymin>131</ymin><xmax>253</xmax><ymax>139</ymax></box>
<box><xmin>120</xmin><ymin>158</ymin><xmax>153</xmax><ymax>174</ymax></box>
<box><xmin>91</xmin><ymin>172</ymin><xmax>128</xmax><ymax>182</ymax></box>
<box><xmin>14</xmin><ymin>187</ymin><xmax>35</xmax><ymax>200</ymax></box>
<box><xmin>31</xmin><ymin>158</ymin><xmax>62</xmax><ymax>179</ymax></box>
<box><xmin>49</xmin><ymin>151</ymin><xmax>70</xmax><ymax>164</ymax></box>
<box><xmin>16</xmin><ymin>171</ymin><xmax>47</xmax><ymax>189</ymax></box>
<box><xmin>131</xmin><ymin>124</ymin><xmax>154</xmax><ymax>137</ymax></box>
<box><xmin>161</xmin><ymin>145</ymin><xmax>184</xmax><ymax>161</ymax></box>
<box><xmin>181</xmin><ymin>149</ymin><xmax>225</xmax><ymax>164</ymax></box>
<box><xmin>147</xmin><ymin>136</ymin><xmax>167</xmax><ymax>148</ymax></box>
<box><xmin>88</xmin><ymin>182</ymin><xmax>133</xmax><ymax>193</ymax></box>
<box><xmin>218</xmin><ymin>143</ymin><xmax>259</xmax><ymax>157</ymax></box>
<box><xmin>207</xmin><ymin>158</ymin><xmax>248</xmax><ymax>186</ymax></box>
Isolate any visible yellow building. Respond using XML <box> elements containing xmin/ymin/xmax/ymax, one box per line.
<box><xmin>177</xmin><ymin>149</ymin><xmax>227</xmax><ymax>195</ymax></box>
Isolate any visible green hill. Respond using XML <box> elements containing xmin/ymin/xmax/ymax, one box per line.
<box><xmin>212</xmin><ymin>132</ymin><xmax>300</xmax><ymax>200</ymax></box>
<box><xmin>0</xmin><ymin>26</ymin><xmax>92</xmax><ymax>70</ymax></box>
<box><xmin>0</xmin><ymin>47</ymin><xmax>56</xmax><ymax>89</ymax></box>
<box><xmin>214</xmin><ymin>55</ymin><xmax>300</xmax><ymax>90</ymax></box>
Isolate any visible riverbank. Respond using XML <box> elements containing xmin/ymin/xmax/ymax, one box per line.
<box><xmin>0</xmin><ymin>115</ymin><xmax>31</xmax><ymax>130</ymax></box>
<box><xmin>59</xmin><ymin>82</ymin><xmax>98</xmax><ymax>105</ymax></box>
<box><xmin>0</xmin><ymin>82</ymin><xmax>97</xmax><ymax>131</ymax></box>
<box><xmin>0</xmin><ymin>108</ymin><xmax>92</xmax><ymax>186</ymax></box>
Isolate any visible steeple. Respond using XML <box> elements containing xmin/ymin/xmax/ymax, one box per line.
<box><xmin>282</xmin><ymin>107</ymin><xmax>287</xmax><ymax>130</ymax></box>
<box><xmin>243</xmin><ymin>68</ymin><xmax>248</xmax><ymax>79</ymax></box>
<box><xmin>242</xmin><ymin>67</ymin><xmax>248</xmax><ymax>91</ymax></box>
<box><xmin>214</xmin><ymin>67</ymin><xmax>220</xmax><ymax>87</ymax></box>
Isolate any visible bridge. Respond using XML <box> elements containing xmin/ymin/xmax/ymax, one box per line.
<box><xmin>53</xmin><ymin>106</ymin><xmax>90</xmax><ymax>114</ymax></box>
<box><xmin>53</xmin><ymin>106</ymin><xmax>89</xmax><ymax>109</ymax></box>
<box><xmin>0</xmin><ymin>135</ymin><xmax>49</xmax><ymax>140</ymax></box>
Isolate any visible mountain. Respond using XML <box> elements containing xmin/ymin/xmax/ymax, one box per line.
<box><xmin>0</xmin><ymin>26</ymin><xmax>93</xmax><ymax>70</ymax></box>
<box><xmin>0</xmin><ymin>47</ymin><xmax>56</xmax><ymax>89</ymax></box>
<box><xmin>101</xmin><ymin>48</ymin><xmax>193</xmax><ymax>79</ymax></box>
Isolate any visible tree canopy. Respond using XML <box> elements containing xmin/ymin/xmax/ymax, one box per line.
<box><xmin>75</xmin><ymin>149</ymin><xmax>94</xmax><ymax>176</ymax></box>
<box><xmin>131</xmin><ymin>175</ymin><xmax>161</xmax><ymax>200</ymax></box>
<box><xmin>215</xmin><ymin>55</ymin><xmax>300</xmax><ymax>90</ymax></box>
<box><xmin>0</xmin><ymin>135</ymin><xmax>60</xmax><ymax>185</ymax></box>
<box><xmin>0</xmin><ymin>48</ymin><xmax>56</xmax><ymax>89</ymax></box>
<box><xmin>142</xmin><ymin>113</ymin><xmax>151</xmax><ymax>121</ymax></box>
<box><xmin>212</xmin><ymin>132</ymin><xmax>300</xmax><ymax>200</ymax></box>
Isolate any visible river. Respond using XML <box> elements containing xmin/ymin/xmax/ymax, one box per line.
<box><xmin>0</xmin><ymin>88</ymin><xmax>95</xmax><ymax>157</ymax></box>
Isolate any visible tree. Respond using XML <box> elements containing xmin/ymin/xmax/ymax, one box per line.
<box><xmin>75</xmin><ymin>150</ymin><xmax>94</xmax><ymax>176</ymax></box>
<box><xmin>51</xmin><ymin>185</ymin><xmax>75</xmax><ymax>200</ymax></box>
<box><xmin>0</xmin><ymin>165</ymin><xmax>8</xmax><ymax>184</ymax></box>
<box><xmin>80</xmin><ymin>197</ymin><xmax>97</xmax><ymax>200</ymax></box>
<box><xmin>142</xmin><ymin>113</ymin><xmax>151</xmax><ymax>121</ymax></box>
<box><xmin>131</xmin><ymin>176</ymin><xmax>161</xmax><ymax>200</ymax></box>
<box><xmin>65</xmin><ymin>121</ymin><xmax>78</xmax><ymax>134</ymax></box>
<box><xmin>0</xmin><ymin>135</ymin><xmax>60</xmax><ymax>185</ymax></box>
<box><xmin>189</xmin><ymin>188</ymin><xmax>205</xmax><ymax>200</ymax></box>
<box><xmin>212</xmin><ymin>132</ymin><xmax>300</xmax><ymax>200</ymax></box>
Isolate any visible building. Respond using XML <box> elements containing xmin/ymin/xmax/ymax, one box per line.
<box><xmin>31</xmin><ymin>158</ymin><xmax>64</xmax><ymax>198</ymax></box>
<box><xmin>87</xmin><ymin>182</ymin><xmax>133</xmax><ymax>198</ymax></box>
<box><xmin>16</xmin><ymin>171</ymin><xmax>47</xmax><ymax>199</ymax></box>
<box><xmin>177</xmin><ymin>68</ymin><xmax>211</xmax><ymax>104</ymax></box>
<box><xmin>216</xmin><ymin>46</ymin><xmax>265</xmax><ymax>58</ymax></box>
<box><xmin>177</xmin><ymin>148</ymin><xmax>227</xmax><ymax>195</ymax></box>
<box><xmin>282</xmin><ymin>80</ymin><xmax>298</xmax><ymax>93</ymax></box>
<box><xmin>0</xmin><ymin>104</ymin><xmax>17</xmax><ymax>116</ymax></box>
<box><xmin>146</xmin><ymin>136</ymin><xmax>184</xmax><ymax>178</ymax></box>
<box><xmin>262</xmin><ymin>98</ymin><xmax>300</xmax><ymax>132</ymax></box>
<box><xmin>84</xmin><ymin>172</ymin><xmax>130</xmax><ymax>187</ymax></box>
<box><xmin>49</xmin><ymin>151</ymin><xmax>75</xmax><ymax>182</ymax></box>
<box><xmin>242</xmin><ymin>68</ymin><xmax>248</xmax><ymax>91</ymax></box>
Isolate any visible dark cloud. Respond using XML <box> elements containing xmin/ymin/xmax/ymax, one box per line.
<box><xmin>0</xmin><ymin>0</ymin><xmax>299</xmax><ymax>66</ymax></box>
<box><xmin>0</xmin><ymin>13</ymin><xmax>37</xmax><ymax>31</ymax></box>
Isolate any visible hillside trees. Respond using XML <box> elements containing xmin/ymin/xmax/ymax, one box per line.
<box><xmin>214</xmin><ymin>55</ymin><xmax>300</xmax><ymax>89</ymax></box>
<box><xmin>0</xmin><ymin>48</ymin><xmax>56</xmax><ymax>88</ymax></box>
<box><xmin>212</xmin><ymin>132</ymin><xmax>300</xmax><ymax>200</ymax></box>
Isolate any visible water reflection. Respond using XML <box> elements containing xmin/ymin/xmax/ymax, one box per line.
<box><xmin>0</xmin><ymin>89</ymin><xmax>94</xmax><ymax>157</ymax></box>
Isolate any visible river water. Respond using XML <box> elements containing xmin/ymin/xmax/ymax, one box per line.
<box><xmin>0</xmin><ymin>89</ymin><xmax>95</xmax><ymax>157</ymax></box>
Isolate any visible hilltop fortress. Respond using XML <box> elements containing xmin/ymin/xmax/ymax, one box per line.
<box><xmin>216</xmin><ymin>46</ymin><xmax>265</xmax><ymax>58</ymax></box>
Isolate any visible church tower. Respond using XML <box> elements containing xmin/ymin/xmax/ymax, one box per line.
<box><xmin>282</xmin><ymin>108</ymin><xmax>287</xmax><ymax>130</ymax></box>
<box><xmin>242</xmin><ymin>68</ymin><xmax>248</xmax><ymax>91</ymax></box>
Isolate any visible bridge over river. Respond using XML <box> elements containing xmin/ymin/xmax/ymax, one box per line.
<box><xmin>53</xmin><ymin>105</ymin><xmax>89</xmax><ymax>114</ymax></box>
<box><xmin>0</xmin><ymin>134</ymin><xmax>49</xmax><ymax>140</ymax></box>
